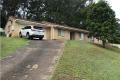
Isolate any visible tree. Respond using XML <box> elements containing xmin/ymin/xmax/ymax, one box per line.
<box><xmin>109</xmin><ymin>23</ymin><xmax>120</xmax><ymax>44</ymax></box>
<box><xmin>26</xmin><ymin>0</ymin><xmax>45</xmax><ymax>20</ymax></box>
<box><xmin>1</xmin><ymin>0</ymin><xmax>91</xmax><ymax>29</ymax></box>
<box><xmin>1</xmin><ymin>0</ymin><xmax>28</xmax><ymax>28</ymax></box>
<box><xmin>86</xmin><ymin>0</ymin><xmax>119</xmax><ymax>47</ymax></box>
<box><xmin>27</xmin><ymin>0</ymin><xmax>88</xmax><ymax>29</ymax></box>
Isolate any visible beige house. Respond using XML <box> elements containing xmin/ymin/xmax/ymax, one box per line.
<box><xmin>5</xmin><ymin>16</ymin><xmax>89</xmax><ymax>40</ymax></box>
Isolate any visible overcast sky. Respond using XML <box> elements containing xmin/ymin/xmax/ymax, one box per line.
<box><xmin>105</xmin><ymin>0</ymin><xmax>120</xmax><ymax>20</ymax></box>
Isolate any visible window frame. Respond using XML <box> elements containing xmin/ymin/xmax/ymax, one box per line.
<box><xmin>58</xmin><ymin>29</ymin><xmax>64</xmax><ymax>37</ymax></box>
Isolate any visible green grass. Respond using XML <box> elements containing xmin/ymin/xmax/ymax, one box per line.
<box><xmin>51</xmin><ymin>40</ymin><xmax>120</xmax><ymax>80</ymax></box>
<box><xmin>0</xmin><ymin>37</ymin><xmax>28</xmax><ymax>59</ymax></box>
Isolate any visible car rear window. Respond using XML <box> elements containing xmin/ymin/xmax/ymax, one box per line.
<box><xmin>33</xmin><ymin>26</ymin><xmax>43</xmax><ymax>30</ymax></box>
<box><xmin>25</xmin><ymin>26</ymin><xmax>31</xmax><ymax>29</ymax></box>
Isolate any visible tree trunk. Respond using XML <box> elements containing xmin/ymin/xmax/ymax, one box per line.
<box><xmin>102</xmin><ymin>40</ymin><xmax>106</xmax><ymax>48</ymax></box>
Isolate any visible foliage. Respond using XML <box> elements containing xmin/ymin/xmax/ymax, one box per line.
<box><xmin>43</xmin><ymin>0</ymin><xmax>88</xmax><ymax>28</ymax></box>
<box><xmin>86</xmin><ymin>0</ymin><xmax>119</xmax><ymax>47</ymax></box>
<box><xmin>1</xmin><ymin>0</ymin><xmax>92</xmax><ymax>29</ymax></box>
<box><xmin>109</xmin><ymin>24</ymin><xmax>120</xmax><ymax>44</ymax></box>
<box><xmin>1</xmin><ymin>0</ymin><xmax>28</xmax><ymax>28</ymax></box>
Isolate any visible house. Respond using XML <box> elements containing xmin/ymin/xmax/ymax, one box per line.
<box><xmin>0</xmin><ymin>28</ymin><xmax>5</xmax><ymax>36</ymax></box>
<box><xmin>5</xmin><ymin>16</ymin><xmax>89</xmax><ymax>40</ymax></box>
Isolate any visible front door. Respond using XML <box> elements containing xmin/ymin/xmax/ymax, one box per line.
<box><xmin>70</xmin><ymin>32</ymin><xmax>75</xmax><ymax>40</ymax></box>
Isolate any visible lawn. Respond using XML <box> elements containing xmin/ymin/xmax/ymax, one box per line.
<box><xmin>0</xmin><ymin>37</ymin><xmax>28</xmax><ymax>59</ymax></box>
<box><xmin>51</xmin><ymin>41</ymin><xmax>120</xmax><ymax>80</ymax></box>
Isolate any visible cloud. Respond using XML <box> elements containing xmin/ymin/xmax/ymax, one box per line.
<box><xmin>105</xmin><ymin>0</ymin><xmax>120</xmax><ymax>19</ymax></box>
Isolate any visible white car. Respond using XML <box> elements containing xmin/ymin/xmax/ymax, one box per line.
<box><xmin>19</xmin><ymin>25</ymin><xmax>44</xmax><ymax>40</ymax></box>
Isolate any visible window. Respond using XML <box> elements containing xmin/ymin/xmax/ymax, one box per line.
<box><xmin>25</xmin><ymin>26</ymin><xmax>31</xmax><ymax>29</ymax></box>
<box><xmin>80</xmin><ymin>33</ymin><xmax>84</xmax><ymax>40</ymax></box>
<box><xmin>33</xmin><ymin>26</ymin><xmax>43</xmax><ymax>30</ymax></box>
<box><xmin>58</xmin><ymin>29</ymin><xmax>64</xmax><ymax>37</ymax></box>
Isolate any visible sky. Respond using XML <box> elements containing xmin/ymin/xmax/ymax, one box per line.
<box><xmin>95</xmin><ymin>0</ymin><xmax>120</xmax><ymax>20</ymax></box>
<box><xmin>106</xmin><ymin>0</ymin><xmax>120</xmax><ymax>20</ymax></box>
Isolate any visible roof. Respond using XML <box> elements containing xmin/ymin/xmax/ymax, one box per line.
<box><xmin>11</xmin><ymin>17</ymin><xmax>89</xmax><ymax>33</ymax></box>
<box><xmin>41</xmin><ymin>21</ymin><xmax>89</xmax><ymax>33</ymax></box>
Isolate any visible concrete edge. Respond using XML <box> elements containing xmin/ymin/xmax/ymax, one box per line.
<box><xmin>48</xmin><ymin>41</ymin><xmax>65</xmax><ymax>80</ymax></box>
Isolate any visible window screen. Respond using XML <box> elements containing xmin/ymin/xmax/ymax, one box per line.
<box><xmin>58</xmin><ymin>29</ymin><xmax>64</xmax><ymax>37</ymax></box>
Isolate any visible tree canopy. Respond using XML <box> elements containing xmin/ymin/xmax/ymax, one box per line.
<box><xmin>86</xmin><ymin>0</ymin><xmax>119</xmax><ymax>47</ymax></box>
<box><xmin>1</xmin><ymin>0</ymin><xmax>93</xmax><ymax>29</ymax></box>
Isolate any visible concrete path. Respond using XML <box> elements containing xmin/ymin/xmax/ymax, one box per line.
<box><xmin>0</xmin><ymin>40</ymin><xmax>64</xmax><ymax>80</ymax></box>
<box><xmin>111</xmin><ymin>44</ymin><xmax>120</xmax><ymax>48</ymax></box>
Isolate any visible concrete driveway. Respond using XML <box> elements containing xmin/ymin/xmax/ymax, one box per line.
<box><xmin>0</xmin><ymin>40</ymin><xmax>64</xmax><ymax>80</ymax></box>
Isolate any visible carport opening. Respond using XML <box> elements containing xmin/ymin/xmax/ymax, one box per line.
<box><xmin>70</xmin><ymin>32</ymin><xmax>75</xmax><ymax>40</ymax></box>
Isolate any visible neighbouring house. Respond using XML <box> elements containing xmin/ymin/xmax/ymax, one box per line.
<box><xmin>0</xmin><ymin>28</ymin><xmax>5</xmax><ymax>36</ymax></box>
<box><xmin>5</xmin><ymin>16</ymin><xmax>89</xmax><ymax>40</ymax></box>
<box><xmin>0</xmin><ymin>28</ymin><xmax>4</xmax><ymax>33</ymax></box>
<box><xmin>110</xmin><ymin>44</ymin><xmax>120</xmax><ymax>48</ymax></box>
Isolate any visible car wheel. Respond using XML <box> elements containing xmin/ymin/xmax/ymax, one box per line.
<box><xmin>26</xmin><ymin>33</ymin><xmax>30</xmax><ymax>39</ymax></box>
<box><xmin>39</xmin><ymin>37</ymin><xmax>43</xmax><ymax>40</ymax></box>
<box><xmin>19</xmin><ymin>32</ymin><xmax>22</xmax><ymax>38</ymax></box>
<box><xmin>30</xmin><ymin>36</ymin><xmax>33</xmax><ymax>40</ymax></box>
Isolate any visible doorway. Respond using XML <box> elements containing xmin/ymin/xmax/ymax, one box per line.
<box><xmin>70</xmin><ymin>32</ymin><xmax>75</xmax><ymax>40</ymax></box>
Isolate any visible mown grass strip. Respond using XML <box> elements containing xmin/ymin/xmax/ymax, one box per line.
<box><xmin>51</xmin><ymin>40</ymin><xmax>120</xmax><ymax>80</ymax></box>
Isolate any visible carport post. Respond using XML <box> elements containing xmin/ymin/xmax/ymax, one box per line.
<box><xmin>50</xmin><ymin>26</ymin><xmax>55</xmax><ymax>40</ymax></box>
